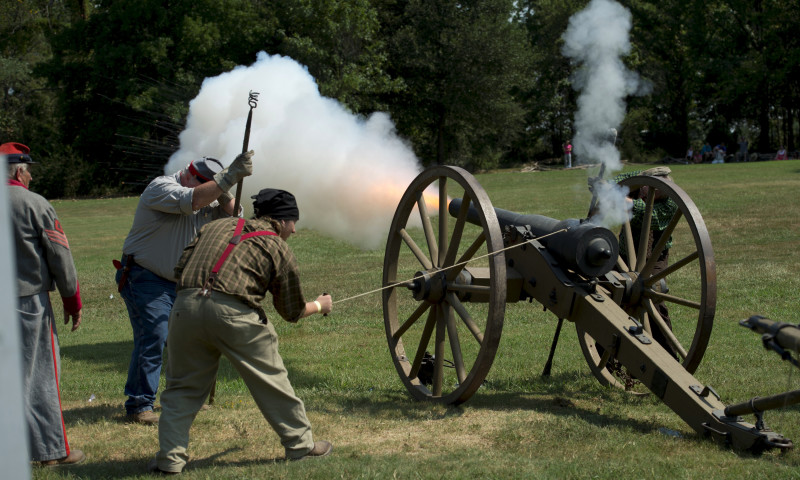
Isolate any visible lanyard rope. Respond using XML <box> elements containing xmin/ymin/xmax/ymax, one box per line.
<box><xmin>332</xmin><ymin>228</ymin><xmax>567</xmax><ymax>305</ymax></box>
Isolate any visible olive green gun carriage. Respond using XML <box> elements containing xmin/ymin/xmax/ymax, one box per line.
<box><xmin>382</xmin><ymin>165</ymin><xmax>794</xmax><ymax>452</ymax></box>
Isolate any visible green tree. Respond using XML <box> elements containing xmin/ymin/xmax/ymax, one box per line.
<box><xmin>516</xmin><ymin>0</ymin><xmax>584</xmax><ymax>162</ymax></box>
<box><xmin>1</xmin><ymin>0</ymin><xmax>67</xmax><ymax>141</ymax></box>
<box><xmin>0</xmin><ymin>0</ymin><xmax>91</xmax><ymax>197</ymax></box>
<box><xmin>380</xmin><ymin>0</ymin><xmax>533</xmax><ymax>169</ymax></box>
<box><xmin>610</xmin><ymin>0</ymin><xmax>729</xmax><ymax>158</ymax></box>
<box><xmin>42</xmin><ymin>0</ymin><xmax>401</xmax><ymax>194</ymax></box>
<box><xmin>7</xmin><ymin>0</ymin><xmax>799</xmax><ymax>196</ymax></box>
<box><xmin>274</xmin><ymin>0</ymin><xmax>401</xmax><ymax>114</ymax></box>
<box><xmin>41</xmin><ymin>0</ymin><xmax>280</xmax><ymax>194</ymax></box>
<box><xmin>712</xmin><ymin>0</ymin><xmax>800</xmax><ymax>151</ymax></box>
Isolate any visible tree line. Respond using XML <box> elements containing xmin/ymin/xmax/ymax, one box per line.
<box><xmin>2</xmin><ymin>0</ymin><xmax>798</xmax><ymax>198</ymax></box>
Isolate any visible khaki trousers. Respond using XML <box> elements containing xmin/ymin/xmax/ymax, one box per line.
<box><xmin>155</xmin><ymin>288</ymin><xmax>314</xmax><ymax>472</ymax></box>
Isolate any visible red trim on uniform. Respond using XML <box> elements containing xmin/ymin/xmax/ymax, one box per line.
<box><xmin>45</xmin><ymin>219</ymin><xmax>71</xmax><ymax>249</ymax></box>
<box><xmin>48</xmin><ymin>298</ymin><xmax>71</xmax><ymax>456</ymax></box>
<box><xmin>46</xmin><ymin>229</ymin><xmax>70</xmax><ymax>249</ymax></box>
<box><xmin>7</xmin><ymin>179</ymin><xmax>28</xmax><ymax>189</ymax></box>
<box><xmin>188</xmin><ymin>161</ymin><xmax>212</xmax><ymax>182</ymax></box>
<box><xmin>61</xmin><ymin>282</ymin><xmax>82</xmax><ymax>315</ymax></box>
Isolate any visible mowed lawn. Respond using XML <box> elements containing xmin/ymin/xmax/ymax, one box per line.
<box><xmin>34</xmin><ymin>160</ymin><xmax>800</xmax><ymax>479</ymax></box>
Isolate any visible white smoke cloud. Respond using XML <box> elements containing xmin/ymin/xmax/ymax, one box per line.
<box><xmin>589</xmin><ymin>178</ymin><xmax>631</xmax><ymax>227</ymax></box>
<box><xmin>165</xmin><ymin>52</ymin><xmax>423</xmax><ymax>250</ymax></box>
<box><xmin>562</xmin><ymin>0</ymin><xmax>651</xmax><ymax>227</ymax></box>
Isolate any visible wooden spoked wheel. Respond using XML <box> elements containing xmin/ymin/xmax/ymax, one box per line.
<box><xmin>578</xmin><ymin>175</ymin><xmax>716</xmax><ymax>390</ymax></box>
<box><xmin>383</xmin><ymin>166</ymin><xmax>507</xmax><ymax>405</ymax></box>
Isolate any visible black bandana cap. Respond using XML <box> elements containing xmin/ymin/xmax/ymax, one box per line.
<box><xmin>252</xmin><ymin>188</ymin><xmax>300</xmax><ymax>221</ymax></box>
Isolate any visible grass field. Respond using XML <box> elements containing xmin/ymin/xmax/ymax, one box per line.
<box><xmin>33</xmin><ymin>160</ymin><xmax>800</xmax><ymax>479</ymax></box>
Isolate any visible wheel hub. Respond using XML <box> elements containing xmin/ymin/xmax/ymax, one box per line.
<box><xmin>408</xmin><ymin>270</ymin><xmax>447</xmax><ymax>303</ymax></box>
<box><xmin>617</xmin><ymin>269</ymin><xmax>669</xmax><ymax>308</ymax></box>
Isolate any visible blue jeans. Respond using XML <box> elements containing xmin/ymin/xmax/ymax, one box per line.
<box><xmin>116</xmin><ymin>257</ymin><xmax>176</xmax><ymax>414</ymax></box>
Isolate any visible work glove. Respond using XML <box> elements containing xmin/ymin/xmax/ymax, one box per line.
<box><xmin>217</xmin><ymin>190</ymin><xmax>234</xmax><ymax>205</ymax></box>
<box><xmin>214</xmin><ymin>150</ymin><xmax>254</xmax><ymax>192</ymax></box>
<box><xmin>641</xmin><ymin>166</ymin><xmax>672</xmax><ymax>178</ymax></box>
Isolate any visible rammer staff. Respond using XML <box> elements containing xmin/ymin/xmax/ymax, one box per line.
<box><xmin>210</xmin><ymin>91</ymin><xmax>258</xmax><ymax>406</ymax></box>
<box><xmin>234</xmin><ymin>91</ymin><xmax>260</xmax><ymax>213</ymax></box>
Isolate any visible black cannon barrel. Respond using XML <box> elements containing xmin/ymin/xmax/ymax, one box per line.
<box><xmin>448</xmin><ymin>198</ymin><xmax>618</xmax><ymax>277</ymax></box>
<box><xmin>725</xmin><ymin>317</ymin><xmax>800</xmax><ymax>418</ymax></box>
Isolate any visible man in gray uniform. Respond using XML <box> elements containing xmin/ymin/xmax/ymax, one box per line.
<box><xmin>4</xmin><ymin>142</ymin><xmax>85</xmax><ymax>466</ymax></box>
<box><xmin>116</xmin><ymin>151</ymin><xmax>253</xmax><ymax>424</ymax></box>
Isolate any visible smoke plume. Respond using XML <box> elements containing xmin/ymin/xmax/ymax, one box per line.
<box><xmin>165</xmin><ymin>52</ymin><xmax>422</xmax><ymax>250</ymax></box>
<box><xmin>561</xmin><ymin>0</ymin><xmax>651</xmax><ymax>227</ymax></box>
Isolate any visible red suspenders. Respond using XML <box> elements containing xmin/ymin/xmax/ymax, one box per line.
<box><xmin>200</xmin><ymin>218</ymin><xmax>277</xmax><ymax>297</ymax></box>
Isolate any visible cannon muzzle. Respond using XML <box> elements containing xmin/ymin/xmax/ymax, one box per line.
<box><xmin>448</xmin><ymin>198</ymin><xmax>618</xmax><ymax>277</ymax></box>
<box><xmin>740</xmin><ymin>316</ymin><xmax>800</xmax><ymax>356</ymax></box>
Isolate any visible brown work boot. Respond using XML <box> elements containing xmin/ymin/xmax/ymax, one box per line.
<box><xmin>40</xmin><ymin>449</ymin><xmax>86</xmax><ymax>467</ymax></box>
<box><xmin>290</xmin><ymin>441</ymin><xmax>333</xmax><ymax>461</ymax></box>
<box><xmin>126</xmin><ymin>410</ymin><xmax>159</xmax><ymax>425</ymax></box>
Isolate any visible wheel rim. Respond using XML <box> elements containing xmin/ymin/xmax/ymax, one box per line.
<box><xmin>578</xmin><ymin>175</ymin><xmax>716</xmax><ymax>390</ymax></box>
<box><xmin>383</xmin><ymin>166</ymin><xmax>506</xmax><ymax>404</ymax></box>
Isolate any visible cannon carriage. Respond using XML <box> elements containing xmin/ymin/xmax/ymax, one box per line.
<box><xmin>381</xmin><ymin>165</ymin><xmax>793</xmax><ymax>452</ymax></box>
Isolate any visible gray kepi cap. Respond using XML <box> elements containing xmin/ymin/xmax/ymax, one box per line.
<box><xmin>188</xmin><ymin>157</ymin><xmax>224</xmax><ymax>183</ymax></box>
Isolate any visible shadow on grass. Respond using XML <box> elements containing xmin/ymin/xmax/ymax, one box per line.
<box><xmin>187</xmin><ymin>450</ymin><xmax>288</xmax><ymax>470</ymax></box>
<box><xmin>275</xmin><ymin>359</ymin><xmax>667</xmax><ymax>438</ymax></box>
<box><xmin>34</xmin><ymin>447</ymin><xmax>251</xmax><ymax>478</ymax></box>
<box><xmin>179</xmin><ymin>447</ymin><xmax>293</xmax><ymax>473</ymax></box>
<box><xmin>58</xmin><ymin>339</ymin><xmax>681</xmax><ymax>457</ymax></box>
<box><xmin>380</xmin><ymin>393</ymin><xmax>658</xmax><ymax>437</ymax></box>
<box><xmin>34</xmin><ymin>457</ymin><xmax>148</xmax><ymax>479</ymax></box>
<box><xmin>66</xmin><ymin>402</ymin><xmax>122</xmax><ymax>424</ymax></box>
<box><xmin>60</xmin><ymin>340</ymin><xmax>131</xmax><ymax>373</ymax></box>
<box><xmin>60</xmin><ymin>340</ymin><xmax>247</xmax><ymax>385</ymax></box>
<box><xmin>57</xmin><ymin>335</ymin><xmax>664</xmax><ymax>440</ymax></box>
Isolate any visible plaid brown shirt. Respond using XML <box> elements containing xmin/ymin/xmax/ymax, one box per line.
<box><xmin>174</xmin><ymin>217</ymin><xmax>306</xmax><ymax>322</ymax></box>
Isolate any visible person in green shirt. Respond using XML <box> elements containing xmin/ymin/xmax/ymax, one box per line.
<box><xmin>613</xmin><ymin>167</ymin><xmax>678</xmax><ymax>356</ymax></box>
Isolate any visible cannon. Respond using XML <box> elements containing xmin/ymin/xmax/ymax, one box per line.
<box><xmin>727</xmin><ymin>316</ymin><xmax>800</xmax><ymax>421</ymax></box>
<box><xmin>382</xmin><ymin>165</ymin><xmax>792</xmax><ymax>452</ymax></box>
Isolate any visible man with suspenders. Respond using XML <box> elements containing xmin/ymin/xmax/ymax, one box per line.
<box><xmin>150</xmin><ymin>188</ymin><xmax>333</xmax><ymax>474</ymax></box>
